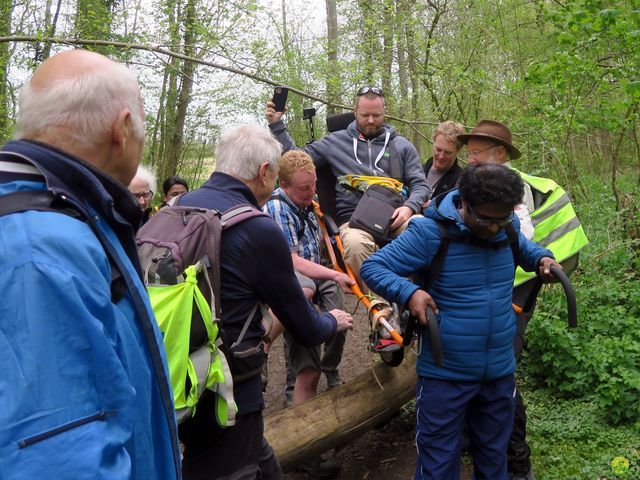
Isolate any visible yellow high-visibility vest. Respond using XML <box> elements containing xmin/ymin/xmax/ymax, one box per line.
<box><xmin>148</xmin><ymin>263</ymin><xmax>237</xmax><ymax>427</ymax></box>
<box><xmin>512</xmin><ymin>169</ymin><xmax>589</xmax><ymax>286</ymax></box>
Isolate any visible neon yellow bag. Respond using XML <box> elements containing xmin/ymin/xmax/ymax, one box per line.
<box><xmin>148</xmin><ymin>263</ymin><xmax>237</xmax><ymax>426</ymax></box>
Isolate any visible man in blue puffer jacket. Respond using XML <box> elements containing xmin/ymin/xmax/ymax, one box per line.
<box><xmin>361</xmin><ymin>164</ymin><xmax>559</xmax><ymax>480</ymax></box>
<box><xmin>0</xmin><ymin>50</ymin><xmax>181</xmax><ymax>478</ymax></box>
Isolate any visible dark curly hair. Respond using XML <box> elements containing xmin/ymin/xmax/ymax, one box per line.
<box><xmin>458</xmin><ymin>163</ymin><xmax>524</xmax><ymax>209</ymax></box>
<box><xmin>162</xmin><ymin>175</ymin><xmax>189</xmax><ymax>195</ymax></box>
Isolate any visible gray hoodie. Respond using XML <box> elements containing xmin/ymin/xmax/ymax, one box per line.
<box><xmin>269</xmin><ymin>119</ymin><xmax>429</xmax><ymax>221</ymax></box>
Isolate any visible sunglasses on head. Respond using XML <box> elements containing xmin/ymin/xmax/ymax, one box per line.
<box><xmin>466</xmin><ymin>204</ymin><xmax>514</xmax><ymax>227</ymax></box>
<box><xmin>357</xmin><ymin>86</ymin><xmax>384</xmax><ymax>97</ymax></box>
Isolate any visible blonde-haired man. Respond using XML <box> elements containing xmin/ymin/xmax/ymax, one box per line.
<box><xmin>263</xmin><ymin>150</ymin><xmax>354</xmax><ymax>475</ymax></box>
<box><xmin>423</xmin><ymin>121</ymin><xmax>466</xmax><ymax>202</ymax></box>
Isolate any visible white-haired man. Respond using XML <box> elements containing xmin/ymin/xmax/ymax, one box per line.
<box><xmin>128</xmin><ymin>164</ymin><xmax>157</xmax><ymax>222</ymax></box>
<box><xmin>177</xmin><ymin>124</ymin><xmax>353</xmax><ymax>480</ymax></box>
<box><xmin>0</xmin><ymin>50</ymin><xmax>181</xmax><ymax>478</ymax></box>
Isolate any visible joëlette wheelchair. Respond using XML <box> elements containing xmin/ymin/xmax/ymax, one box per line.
<box><xmin>308</xmin><ymin>112</ymin><xmax>577</xmax><ymax>368</ymax></box>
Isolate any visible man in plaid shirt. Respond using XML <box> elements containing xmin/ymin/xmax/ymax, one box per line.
<box><xmin>264</xmin><ymin>151</ymin><xmax>355</xmax><ymax>407</ymax></box>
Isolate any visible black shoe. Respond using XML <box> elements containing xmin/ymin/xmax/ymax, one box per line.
<box><xmin>510</xmin><ymin>469</ymin><xmax>535</xmax><ymax>480</ymax></box>
<box><xmin>296</xmin><ymin>457</ymin><xmax>342</xmax><ymax>478</ymax></box>
<box><xmin>325</xmin><ymin>370</ymin><xmax>343</xmax><ymax>390</ymax></box>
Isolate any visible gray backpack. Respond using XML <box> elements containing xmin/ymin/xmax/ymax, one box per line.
<box><xmin>136</xmin><ymin>201</ymin><xmax>267</xmax><ymax>425</ymax></box>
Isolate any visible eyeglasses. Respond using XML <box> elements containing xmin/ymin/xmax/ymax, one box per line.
<box><xmin>465</xmin><ymin>144</ymin><xmax>497</xmax><ymax>159</ymax></box>
<box><xmin>357</xmin><ymin>86</ymin><xmax>384</xmax><ymax>97</ymax></box>
<box><xmin>466</xmin><ymin>204</ymin><xmax>514</xmax><ymax>227</ymax></box>
<box><xmin>133</xmin><ymin>191</ymin><xmax>153</xmax><ymax>200</ymax></box>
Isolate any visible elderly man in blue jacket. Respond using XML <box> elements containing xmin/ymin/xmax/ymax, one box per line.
<box><xmin>0</xmin><ymin>50</ymin><xmax>181</xmax><ymax>478</ymax></box>
<box><xmin>361</xmin><ymin>164</ymin><xmax>560</xmax><ymax>480</ymax></box>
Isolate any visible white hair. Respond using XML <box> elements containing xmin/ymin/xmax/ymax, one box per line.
<box><xmin>14</xmin><ymin>58</ymin><xmax>145</xmax><ymax>149</ymax></box>
<box><xmin>215</xmin><ymin>124</ymin><xmax>282</xmax><ymax>180</ymax></box>
<box><xmin>133</xmin><ymin>164</ymin><xmax>157</xmax><ymax>193</ymax></box>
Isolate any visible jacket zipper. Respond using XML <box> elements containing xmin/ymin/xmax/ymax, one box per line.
<box><xmin>367</xmin><ymin>140</ymin><xmax>377</xmax><ymax>176</ymax></box>
<box><xmin>483</xmin><ymin>248</ymin><xmax>492</xmax><ymax>380</ymax></box>
<box><xmin>18</xmin><ymin>411</ymin><xmax>115</xmax><ymax>448</ymax></box>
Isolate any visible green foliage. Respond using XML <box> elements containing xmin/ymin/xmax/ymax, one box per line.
<box><xmin>517</xmin><ymin>0</ymin><xmax>640</xmax><ymax>182</ymax></box>
<box><xmin>524</xmin><ymin>385</ymin><xmax>640</xmax><ymax>479</ymax></box>
<box><xmin>523</xmin><ymin>173</ymin><xmax>640</xmax><ymax>427</ymax></box>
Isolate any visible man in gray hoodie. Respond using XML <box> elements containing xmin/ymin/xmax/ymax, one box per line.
<box><xmin>266</xmin><ymin>87</ymin><xmax>429</xmax><ymax>340</ymax></box>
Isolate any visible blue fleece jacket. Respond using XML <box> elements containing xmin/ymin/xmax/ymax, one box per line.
<box><xmin>360</xmin><ymin>190</ymin><xmax>552</xmax><ymax>381</ymax></box>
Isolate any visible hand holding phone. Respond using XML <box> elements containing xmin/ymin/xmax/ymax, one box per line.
<box><xmin>272</xmin><ymin>86</ymin><xmax>288</xmax><ymax>112</ymax></box>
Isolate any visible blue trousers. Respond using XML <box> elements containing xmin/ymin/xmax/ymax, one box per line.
<box><xmin>414</xmin><ymin>375</ymin><xmax>516</xmax><ymax>480</ymax></box>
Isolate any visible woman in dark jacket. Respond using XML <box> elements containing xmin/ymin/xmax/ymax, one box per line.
<box><xmin>160</xmin><ymin>175</ymin><xmax>189</xmax><ymax>207</ymax></box>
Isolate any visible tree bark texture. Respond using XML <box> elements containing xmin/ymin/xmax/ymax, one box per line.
<box><xmin>264</xmin><ymin>353</ymin><xmax>416</xmax><ymax>468</ymax></box>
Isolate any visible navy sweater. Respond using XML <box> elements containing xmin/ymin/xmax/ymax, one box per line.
<box><xmin>179</xmin><ymin>172</ymin><xmax>337</xmax><ymax>414</ymax></box>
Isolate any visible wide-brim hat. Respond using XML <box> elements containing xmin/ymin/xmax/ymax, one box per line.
<box><xmin>457</xmin><ymin>119</ymin><xmax>521</xmax><ymax>159</ymax></box>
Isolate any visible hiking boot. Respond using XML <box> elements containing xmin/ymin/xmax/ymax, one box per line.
<box><xmin>296</xmin><ymin>456</ymin><xmax>342</xmax><ymax>478</ymax></box>
<box><xmin>325</xmin><ymin>370</ymin><xmax>343</xmax><ymax>390</ymax></box>
<box><xmin>368</xmin><ymin>298</ymin><xmax>397</xmax><ymax>340</ymax></box>
<box><xmin>510</xmin><ymin>469</ymin><xmax>535</xmax><ymax>480</ymax></box>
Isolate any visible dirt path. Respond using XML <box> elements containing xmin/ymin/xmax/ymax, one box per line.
<box><xmin>263</xmin><ymin>296</ymin><xmax>473</xmax><ymax>480</ymax></box>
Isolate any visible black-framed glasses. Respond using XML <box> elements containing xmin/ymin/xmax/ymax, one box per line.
<box><xmin>467</xmin><ymin>204</ymin><xmax>514</xmax><ymax>227</ymax></box>
<box><xmin>357</xmin><ymin>86</ymin><xmax>384</xmax><ymax>97</ymax></box>
<box><xmin>133</xmin><ymin>190</ymin><xmax>153</xmax><ymax>200</ymax></box>
<box><xmin>465</xmin><ymin>144</ymin><xmax>498</xmax><ymax>159</ymax></box>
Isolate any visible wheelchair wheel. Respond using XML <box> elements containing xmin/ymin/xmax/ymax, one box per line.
<box><xmin>379</xmin><ymin>347</ymin><xmax>404</xmax><ymax>367</ymax></box>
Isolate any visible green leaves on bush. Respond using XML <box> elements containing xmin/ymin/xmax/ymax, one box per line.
<box><xmin>523</xmin><ymin>174</ymin><xmax>640</xmax><ymax>427</ymax></box>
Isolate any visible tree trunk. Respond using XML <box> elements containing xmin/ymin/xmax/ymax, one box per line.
<box><xmin>358</xmin><ymin>0</ymin><xmax>379</xmax><ymax>82</ymax></box>
<box><xmin>381</xmin><ymin>0</ymin><xmax>394</xmax><ymax>103</ymax></box>
<box><xmin>164</xmin><ymin>0</ymin><xmax>197</xmax><ymax>182</ymax></box>
<box><xmin>325</xmin><ymin>0</ymin><xmax>339</xmax><ymax>114</ymax></box>
<box><xmin>264</xmin><ymin>354</ymin><xmax>416</xmax><ymax>468</ymax></box>
<box><xmin>156</xmin><ymin>0</ymin><xmax>181</xmax><ymax>181</ymax></box>
<box><xmin>396</xmin><ymin>0</ymin><xmax>408</xmax><ymax>111</ymax></box>
<box><xmin>0</xmin><ymin>0</ymin><xmax>11</xmax><ymax>142</ymax></box>
<box><xmin>74</xmin><ymin>0</ymin><xmax>114</xmax><ymax>51</ymax></box>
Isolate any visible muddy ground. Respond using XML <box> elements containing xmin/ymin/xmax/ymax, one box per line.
<box><xmin>262</xmin><ymin>296</ymin><xmax>473</xmax><ymax>480</ymax></box>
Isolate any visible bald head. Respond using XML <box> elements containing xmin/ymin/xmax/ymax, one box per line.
<box><xmin>15</xmin><ymin>49</ymin><xmax>146</xmax><ymax>184</ymax></box>
<box><xmin>30</xmin><ymin>49</ymin><xmax>112</xmax><ymax>89</ymax></box>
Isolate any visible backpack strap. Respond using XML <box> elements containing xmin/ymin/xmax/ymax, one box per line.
<box><xmin>221</xmin><ymin>204</ymin><xmax>271</xmax><ymax>352</ymax></box>
<box><xmin>267</xmin><ymin>193</ymin><xmax>317</xmax><ymax>239</ymax></box>
<box><xmin>424</xmin><ymin>220</ymin><xmax>451</xmax><ymax>289</ymax></box>
<box><xmin>0</xmin><ymin>190</ymin><xmax>127</xmax><ymax>303</ymax></box>
<box><xmin>504</xmin><ymin>223</ymin><xmax>520</xmax><ymax>270</ymax></box>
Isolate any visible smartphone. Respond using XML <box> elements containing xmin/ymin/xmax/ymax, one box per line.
<box><xmin>272</xmin><ymin>86</ymin><xmax>289</xmax><ymax>112</ymax></box>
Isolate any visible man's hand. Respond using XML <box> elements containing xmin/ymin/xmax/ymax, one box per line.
<box><xmin>407</xmin><ymin>289</ymin><xmax>438</xmax><ymax>326</ymax></box>
<box><xmin>265</xmin><ymin>101</ymin><xmax>286</xmax><ymax>125</ymax></box>
<box><xmin>333</xmin><ymin>271</ymin><xmax>356</xmax><ymax>294</ymax></box>
<box><xmin>390</xmin><ymin>205</ymin><xmax>414</xmax><ymax>230</ymax></box>
<box><xmin>330</xmin><ymin>309</ymin><xmax>354</xmax><ymax>333</ymax></box>
<box><xmin>539</xmin><ymin>256</ymin><xmax>562</xmax><ymax>282</ymax></box>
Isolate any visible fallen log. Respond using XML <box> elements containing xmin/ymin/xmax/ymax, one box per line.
<box><xmin>263</xmin><ymin>351</ymin><xmax>417</xmax><ymax>468</ymax></box>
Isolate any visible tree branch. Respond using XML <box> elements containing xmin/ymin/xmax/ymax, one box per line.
<box><xmin>0</xmin><ymin>34</ymin><xmax>441</xmax><ymax>130</ymax></box>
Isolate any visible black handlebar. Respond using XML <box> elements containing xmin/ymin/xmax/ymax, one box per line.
<box><xmin>404</xmin><ymin>307</ymin><xmax>443</xmax><ymax>368</ymax></box>
<box><xmin>550</xmin><ymin>265</ymin><xmax>578</xmax><ymax>328</ymax></box>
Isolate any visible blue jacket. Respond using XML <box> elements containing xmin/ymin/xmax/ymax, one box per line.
<box><xmin>0</xmin><ymin>141</ymin><xmax>181</xmax><ymax>479</ymax></box>
<box><xmin>360</xmin><ymin>190</ymin><xmax>552</xmax><ymax>381</ymax></box>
